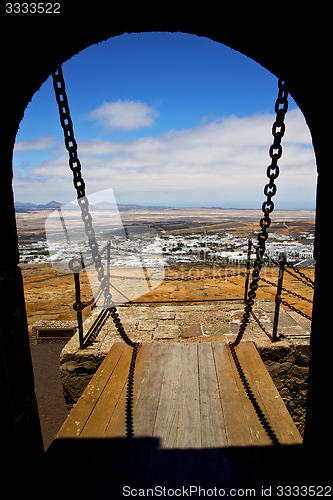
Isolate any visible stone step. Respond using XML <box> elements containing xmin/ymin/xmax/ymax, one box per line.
<box><xmin>256</xmin><ymin>300</ymin><xmax>311</xmax><ymax>339</ymax></box>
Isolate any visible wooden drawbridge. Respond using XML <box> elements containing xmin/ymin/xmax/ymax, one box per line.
<box><xmin>57</xmin><ymin>342</ymin><xmax>301</xmax><ymax>446</ymax></box>
<box><xmin>46</xmin><ymin>341</ymin><xmax>303</xmax><ymax>498</ymax></box>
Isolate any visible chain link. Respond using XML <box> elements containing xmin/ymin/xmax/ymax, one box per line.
<box><xmin>231</xmin><ymin>80</ymin><xmax>289</xmax><ymax>348</ymax></box>
<box><xmin>52</xmin><ymin>67</ymin><xmax>136</xmax><ymax>349</ymax></box>
<box><xmin>267</xmin><ymin>255</ymin><xmax>315</xmax><ymax>289</ymax></box>
<box><xmin>260</xmin><ymin>276</ymin><xmax>313</xmax><ymax>304</ymax></box>
<box><xmin>280</xmin><ymin>298</ymin><xmax>312</xmax><ymax>321</ymax></box>
<box><xmin>284</xmin><ymin>265</ymin><xmax>315</xmax><ymax>289</ymax></box>
<box><xmin>108</xmin><ymin>270</ymin><xmax>246</xmax><ymax>282</ymax></box>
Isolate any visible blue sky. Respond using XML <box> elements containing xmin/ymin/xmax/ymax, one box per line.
<box><xmin>13</xmin><ymin>32</ymin><xmax>317</xmax><ymax>208</ymax></box>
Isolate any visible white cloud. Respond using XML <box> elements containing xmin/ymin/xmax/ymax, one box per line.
<box><xmin>14</xmin><ymin>109</ymin><xmax>317</xmax><ymax>208</ymax></box>
<box><xmin>28</xmin><ymin>155</ymin><xmax>70</xmax><ymax>177</ymax></box>
<box><xmin>86</xmin><ymin>100</ymin><xmax>159</xmax><ymax>132</ymax></box>
<box><xmin>14</xmin><ymin>136</ymin><xmax>55</xmax><ymax>151</ymax></box>
<box><xmin>13</xmin><ymin>169</ymin><xmax>74</xmax><ymax>203</ymax></box>
<box><xmin>75</xmin><ymin>139</ymin><xmax>124</xmax><ymax>156</ymax></box>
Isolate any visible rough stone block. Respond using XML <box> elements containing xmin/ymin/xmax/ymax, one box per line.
<box><xmin>278</xmin><ymin>361</ymin><xmax>294</xmax><ymax>374</ymax></box>
<box><xmin>202</xmin><ymin>323</ymin><xmax>230</xmax><ymax>336</ymax></box>
<box><xmin>180</xmin><ymin>323</ymin><xmax>202</xmax><ymax>338</ymax></box>
<box><xmin>151</xmin><ymin>311</ymin><xmax>176</xmax><ymax>320</ymax></box>
<box><xmin>137</xmin><ymin>320</ymin><xmax>158</xmax><ymax>331</ymax></box>
<box><xmin>153</xmin><ymin>324</ymin><xmax>180</xmax><ymax>339</ymax></box>
<box><xmin>291</xmin><ymin>365</ymin><xmax>309</xmax><ymax>379</ymax></box>
<box><xmin>295</xmin><ymin>345</ymin><xmax>311</xmax><ymax>366</ymax></box>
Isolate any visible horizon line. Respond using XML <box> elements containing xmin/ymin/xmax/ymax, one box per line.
<box><xmin>14</xmin><ymin>200</ymin><xmax>316</xmax><ymax>211</ymax></box>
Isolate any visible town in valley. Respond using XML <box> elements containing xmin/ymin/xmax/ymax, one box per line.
<box><xmin>16</xmin><ymin>203</ymin><xmax>315</xmax><ymax>270</ymax></box>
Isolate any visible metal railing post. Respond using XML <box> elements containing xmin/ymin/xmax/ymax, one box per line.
<box><xmin>106</xmin><ymin>240</ymin><xmax>111</xmax><ymax>298</ymax></box>
<box><xmin>71</xmin><ymin>255</ymin><xmax>85</xmax><ymax>349</ymax></box>
<box><xmin>244</xmin><ymin>239</ymin><xmax>252</xmax><ymax>303</ymax></box>
<box><xmin>272</xmin><ymin>252</ymin><xmax>287</xmax><ymax>342</ymax></box>
<box><xmin>73</xmin><ymin>271</ymin><xmax>84</xmax><ymax>349</ymax></box>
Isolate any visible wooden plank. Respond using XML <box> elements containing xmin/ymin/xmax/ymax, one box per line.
<box><xmin>133</xmin><ymin>343</ymin><xmax>168</xmax><ymax>437</ymax></box>
<box><xmin>79</xmin><ymin>343</ymin><xmax>133</xmax><ymax>438</ymax></box>
<box><xmin>174</xmin><ymin>344</ymin><xmax>203</xmax><ymax>489</ymax></box>
<box><xmin>101</xmin><ymin>345</ymin><xmax>157</xmax><ymax>494</ymax></box>
<box><xmin>177</xmin><ymin>343</ymin><xmax>201</xmax><ymax>449</ymax></box>
<box><xmin>198</xmin><ymin>343</ymin><xmax>227</xmax><ymax>448</ymax></box>
<box><xmin>129</xmin><ymin>344</ymin><xmax>172</xmax><ymax>488</ymax></box>
<box><xmin>213</xmin><ymin>343</ymin><xmax>271</xmax><ymax>446</ymax></box>
<box><xmin>227</xmin><ymin>344</ymin><xmax>273</xmax><ymax>446</ymax></box>
<box><xmin>235</xmin><ymin>342</ymin><xmax>302</xmax><ymax>445</ymax></box>
<box><xmin>213</xmin><ymin>342</ymin><xmax>251</xmax><ymax>446</ymax></box>
<box><xmin>104</xmin><ymin>343</ymin><xmax>152</xmax><ymax>439</ymax></box>
<box><xmin>198</xmin><ymin>343</ymin><xmax>232</xmax><ymax>488</ymax></box>
<box><xmin>151</xmin><ymin>343</ymin><xmax>181</xmax><ymax>448</ymax></box>
<box><xmin>56</xmin><ymin>342</ymin><xmax>126</xmax><ymax>438</ymax></box>
<box><xmin>143</xmin><ymin>343</ymin><xmax>182</xmax><ymax>488</ymax></box>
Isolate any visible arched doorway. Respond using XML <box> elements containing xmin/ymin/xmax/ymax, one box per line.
<box><xmin>0</xmin><ymin>9</ymin><xmax>330</xmax><ymax>488</ymax></box>
<box><xmin>13</xmin><ymin>31</ymin><xmax>316</xmax><ymax>447</ymax></box>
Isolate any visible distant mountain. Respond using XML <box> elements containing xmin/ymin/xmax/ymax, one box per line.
<box><xmin>43</xmin><ymin>200</ymin><xmax>63</xmax><ymax>209</ymax></box>
<box><xmin>90</xmin><ymin>201</ymin><xmax>118</xmax><ymax>210</ymax></box>
<box><xmin>90</xmin><ymin>202</ymin><xmax>170</xmax><ymax>211</ymax></box>
<box><xmin>15</xmin><ymin>202</ymin><xmax>36</xmax><ymax>209</ymax></box>
<box><xmin>15</xmin><ymin>200</ymin><xmax>172</xmax><ymax>213</ymax></box>
<box><xmin>14</xmin><ymin>200</ymin><xmax>63</xmax><ymax>212</ymax></box>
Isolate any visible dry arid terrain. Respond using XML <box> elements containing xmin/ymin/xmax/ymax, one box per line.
<box><xmin>20</xmin><ymin>262</ymin><xmax>314</xmax><ymax>335</ymax></box>
<box><xmin>16</xmin><ymin>206</ymin><xmax>315</xmax><ymax>334</ymax></box>
<box><xmin>16</xmin><ymin>206</ymin><xmax>316</xmax><ymax>239</ymax></box>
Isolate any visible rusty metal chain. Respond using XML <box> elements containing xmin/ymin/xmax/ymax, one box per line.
<box><xmin>250</xmin><ymin>310</ymin><xmax>272</xmax><ymax>340</ymax></box>
<box><xmin>230</xmin><ymin>80</ymin><xmax>289</xmax><ymax>348</ymax></box>
<box><xmin>165</xmin><ymin>270</ymin><xmax>246</xmax><ymax>281</ymax></box>
<box><xmin>280</xmin><ymin>298</ymin><xmax>312</xmax><ymax>321</ymax></box>
<box><xmin>109</xmin><ymin>270</ymin><xmax>246</xmax><ymax>282</ymax></box>
<box><xmin>52</xmin><ymin>66</ymin><xmax>140</xmax><ymax>438</ymax></box>
<box><xmin>52</xmin><ymin>67</ymin><xmax>137</xmax><ymax>349</ymax></box>
<box><xmin>267</xmin><ymin>255</ymin><xmax>315</xmax><ymax>289</ymax></box>
<box><xmin>125</xmin><ymin>343</ymin><xmax>141</xmax><ymax>438</ymax></box>
<box><xmin>284</xmin><ymin>265</ymin><xmax>315</xmax><ymax>289</ymax></box>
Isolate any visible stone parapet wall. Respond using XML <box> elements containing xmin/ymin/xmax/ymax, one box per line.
<box><xmin>258</xmin><ymin>342</ymin><xmax>310</xmax><ymax>435</ymax></box>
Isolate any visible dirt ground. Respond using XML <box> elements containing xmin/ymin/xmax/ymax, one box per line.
<box><xmin>17</xmin><ymin>206</ymin><xmax>315</xmax><ymax>329</ymax></box>
<box><xmin>21</xmin><ymin>262</ymin><xmax>314</xmax><ymax>332</ymax></box>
